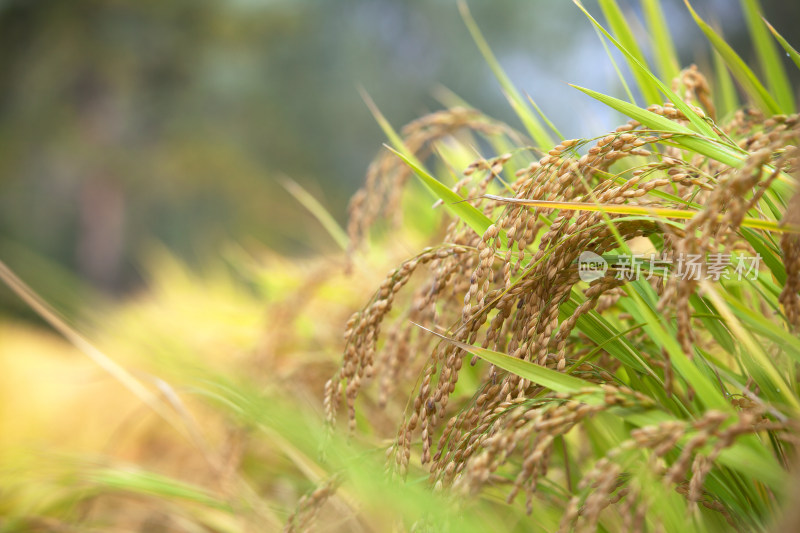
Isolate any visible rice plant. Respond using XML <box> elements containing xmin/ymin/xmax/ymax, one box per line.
<box><xmin>323</xmin><ymin>1</ymin><xmax>800</xmax><ymax>531</ymax></box>
<box><xmin>2</xmin><ymin>0</ymin><xmax>800</xmax><ymax>532</ymax></box>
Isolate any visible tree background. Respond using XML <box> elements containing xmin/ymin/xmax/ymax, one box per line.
<box><xmin>0</xmin><ymin>0</ymin><xmax>797</xmax><ymax>314</ymax></box>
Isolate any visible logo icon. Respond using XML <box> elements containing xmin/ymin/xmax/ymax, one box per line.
<box><xmin>578</xmin><ymin>251</ymin><xmax>607</xmax><ymax>282</ymax></box>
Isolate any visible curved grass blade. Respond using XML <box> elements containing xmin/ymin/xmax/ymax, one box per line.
<box><xmin>574</xmin><ymin>0</ymin><xmax>721</xmax><ymax>140</ymax></box>
<box><xmin>413</xmin><ymin>322</ymin><xmax>602</xmax><ymax>395</ymax></box>
<box><xmin>458</xmin><ymin>0</ymin><xmax>552</xmax><ymax>149</ymax></box>
<box><xmin>641</xmin><ymin>0</ymin><xmax>679</xmax><ymax>82</ymax></box>
<box><xmin>526</xmin><ymin>94</ymin><xmax>564</xmax><ymax>141</ymax></box>
<box><xmin>701</xmin><ymin>280</ymin><xmax>800</xmax><ymax>411</ymax></box>
<box><xmin>388</xmin><ymin>146</ymin><xmax>507</xmax><ymax>247</ymax></box>
<box><xmin>740</xmin><ymin>0</ymin><xmax>795</xmax><ymax>113</ymax></box>
<box><xmin>684</xmin><ymin>0</ymin><xmax>782</xmax><ymax>115</ymax></box>
<box><xmin>763</xmin><ymin>18</ymin><xmax>800</xmax><ymax>71</ymax></box>
<box><xmin>598</xmin><ymin>0</ymin><xmax>662</xmax><ymax>105</ymax></box>
<box><xmin>280</xmin><ymin>175</ymin><xmax>349</xmax><ymax>251</ymax></box>
<box><xmin>360</xmin><ymin>88</ymin><xmax>506</xmax><ymax>245</ymax></box>
<box><xmin>87</xmin><ymin>467</ymin><xmax>233</xmax><ymax>511</ymax></box>
<box><xmin>592</xmin><ymin>22</ymin><xmax>637</xmax><ymax>105</ymax></box>
<box><xmin>742</xmin><ymin>1</ymin><xmax>796</xmax><ymax>113</ymax></box>
<box><xmin>570</xmin><ymin>85</ymin><xmax>748</xmax><ymax>168</ymax></box>
<box><xmin>713</xmin><ymin>49</ymin><xmax>740</xmax><ymax>119</ymax></box>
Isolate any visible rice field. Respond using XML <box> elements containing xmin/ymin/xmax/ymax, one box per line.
<box><xmin>2</xmin><ymin>1</ymin><xmax>800</xmax><ymax>531</ymax></box>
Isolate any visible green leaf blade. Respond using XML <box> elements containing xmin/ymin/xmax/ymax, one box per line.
<box><xmin>571</xmin><ymin>85</ymin><xmax>746</xmax><ymax>168</ymax></box>
<box><xmin>574</xmin><ymin>0</ymin><xmax>721</xmax><ymax>140</ymax></box>
<box><xmin>764</xmin><ymin>18</ymin><xmax>800</xmax><ymax>72</ymax></box>
<box><xmin>598</xmin><ymin>0</ymin><xmax>662</xmax><ymax>105</ymax></box>
<box><xmin>387</xmin><ymin>146</ymin><xmax>506</xmax><ymax>247</ymax></box>
<box><xmin>415</xmin><ymin>323</ymin><xmax>602</xmax><ymax>395</ymax></box>
<box><xmin>641</xmin><ymin>0</ymin><xmax>680</xmax><ymax>82</ymax></box>
<box><xmin>458</xmin><ymin>0</ymin><xmax>552</xmax><ymax>149</ymax></box>
<box><xmin>685</xmin><ymin>0</ymin><xmax>783</xmax><ymax>115</ymax></box>
<box><xmin>740</xmin><ymin>0</ymin><xmax>795</xmax><ymax>113</ymax></box>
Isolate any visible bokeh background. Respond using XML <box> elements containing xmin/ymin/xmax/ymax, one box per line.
<box><xmin>0</xmin><ymin>0</ymin><xmax>798</xmax><ymax>314</ymax></box>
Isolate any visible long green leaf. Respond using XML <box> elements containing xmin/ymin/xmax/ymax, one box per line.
<box><xmin>413</xmin><ymin>323</ymin><xmax>601</xmax><ymax>395</ymax></box>
<box><xmin>388</xmin><ymin>146</ymin><xmax>506</xmax><ymax>246</ymax></box>
<box><xmin>280</xmin><ymin>176</ymin><xmax>349</xmax><ymax>251</ymax></box>
<box><xmin>740</xmin><ymin>0</ymin><xmax>795</xmax><ymax>113</ymax></box>
<box><xmin>562</xmin><ymin>289</ymin><xmax>655</xmax><ymax>377</ymax></box>
<box><xmin>713</xmin><ymin>49</ymin><xmax>740</xmax><ymax>119</ymax></box>
<box><xmin>417</xmin><ymin>325</ymin><xmax>786</xmax><ymax>491</ymax></box>
<box><xmin>684</xmin><ymin>0</ymin><xmax>782</xmax><ymax>115</ymax></box>
<box><xmin>701</xmin><ymin>281</ymin><xmax>800</xmax><ymax>411</ymax></box>
<box><xmin>571</xmin><ymin>85</ymin><xmax>750</xmax><ymax>167</ymax></box>
<box><xmin>592</xmin><ymin>22</ymin><xmax>637</xmax><ymax>105</ymax></box>
<box><xmin>741</xmin><ymin>227</ymin><xmax>786</xmax><ymax>284</ymax></box>
<box><xmin>689</xmin><ymin>295</ymin><xmax>736</xmax><ymax>355</ymax></box>
<box><xmin>87</xmin><ymin>467</ymin><xmax>232</xmax><ymax>510</ymax></box>
<box><xmin>458</xmin><ymin>0</ymin><xmax>552</xmax><ymax>149</ymax></box>
<box><xmin>764</xmin><ymin>18</ymin><xmax>800</xmax><ymax>71</ymax></box>
<box><xmin>574</xmin><ymin>0</ymin><xmax>721</xmax><ymax>140</ymax></box>
<box><xmin>641</xmin><ymin>0</ymin><xmax>680</xmax><ymax>82</ymax></box>
<box><xmin>720</xmin><ymin>287</ymin><xmax>800</xmax><ymax>363</ymax></box>
<box><xmin>526</xmin><ymin>94</ymin><xmax>564</xmax><ymax>141</ymax></box>
<box><xmin>619</xmin><ymin>285</ymin><xmax>732</xmax><ymax>411</ymax></box>
<box><xmin>360</xmin><ymin>87</ymin><xmax>420</xmax><ymax>167</ymax></box>
<box><xmin>360</xmin><ymin>88</ymin><xmax>506</xmax><ymax>245</ymax></box>
<box><xmin>598</xmin><ymin>0</ymin><xmax>662</xmax><ymax>105</ymax></box>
